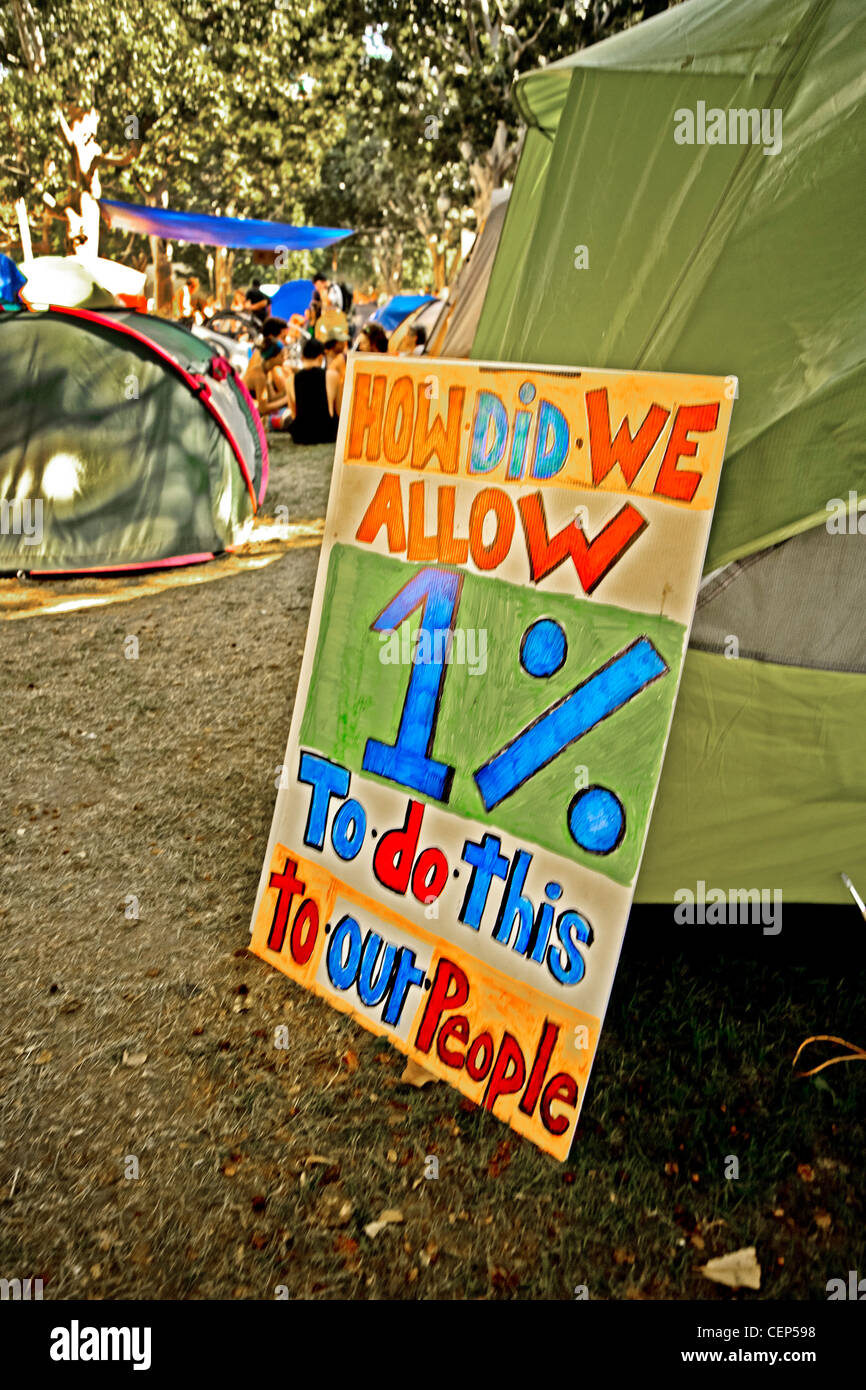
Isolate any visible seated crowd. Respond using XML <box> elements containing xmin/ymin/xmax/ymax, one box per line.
<box><xmin>238</xmin><ymin>273</ymin><xmax>351</xmax><ymax>444</ymax></box>
<box><xmin>173</xmin><ymin>269</ymin><xmax>428</xmax><ymax>447</ymax></box>
<box><xmin>239</xmin><ymin>274</ymin><xmax>423</xmax><ymax>445</ymax></box>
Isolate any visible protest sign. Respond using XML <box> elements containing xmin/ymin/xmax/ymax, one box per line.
<box><xmin>250</xmin><ymin>357</ymin><xmax>734</xmax><ymax>1159</ymax></box>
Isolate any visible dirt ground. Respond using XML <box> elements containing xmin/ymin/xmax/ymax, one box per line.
<box><xmin>1</xmin><ymin>434</ymin><xmax>863</xmax><ymax>1301</ymax></box>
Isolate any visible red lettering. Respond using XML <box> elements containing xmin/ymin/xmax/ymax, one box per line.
<box><xmin>415</xmin><ymin>958</ymin><xmax>470</xmax><ymax>1054</ymax></box>
<box><xmin>518</xmin><ymin>1019</ymin><xmax>559</xmax><ymax>1117</ymax></box>
<box><xmin>540</xmin><ymin>1071</ymin><xmax>579</xmax><ymax>1136</ymax></box>
<box><xmin>586</xmin><ymin>387</ymin><xmax>669</xmax><ymax>487</ymax></box>
<box><xmin>466</xmin><ymin>1031</ymin><xmax>495</xmax><ymax>1082</ymax></box>
<box><xmin>372</xmin><ymin>800</ymin><xmax>424</xmax><ymax>895</ymax></box>
<box><xmin>653</xmin><ymin>403</ymin><xmax>719</xmax><ymax>503</ymax></box>
<box><xmin>411</xmin><ymin>846</ymin><xmax>449</xmax><ymax>903</ymax></box>
<box><xmin>289</xmin><ymin>897</ymin><xmax>319</xmax><ymax>965</ymax></box>
<box><xmin>483</xmin><ymin>1031</ymin><xmax>527</xmax><ymax>1114</ymax></box>
<box><xmin>436</xmin><ymin>1015</ymin><xmax>469</xmax><ymax>1069</ymax></box>
<box><xmin>267</xmin><ymin>857</ymin><xmax>305</xmax><ymax>952</ymax></box>
<box><xmin>518</xmin><ymin>491</ymin><xmax>647</xmax><ymax>593</ymax></box>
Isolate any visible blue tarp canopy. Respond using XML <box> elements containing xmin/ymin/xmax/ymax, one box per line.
<box><xmin>100</xmin><ymin>199</ymin><xmax>352</xmax><ymax>251</ymax></box>
<box><xmin>269</xmin><ymin>279</ymin><xmax>314</xmax><ymax>320</ymax></box>
<box><xmin>370</xmin><ymin>294</ymin><xmax>436</xmax><ymax>331</ymax></box>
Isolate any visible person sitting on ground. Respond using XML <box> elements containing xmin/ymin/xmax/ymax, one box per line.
<box><xmin>321</xmin><ymin>338</ymin><xmax>347</xmax><ymax>416</ymax></box>
<box><xmin>242</xmin><ymin>316</ymin><xmax>290</xmax><ymax>414</ymax></box>
<box><xmin>244</xmin><ymin>278</ymin><xmax>271</xmax><ymax>323</ymax></box>
<box><xmin>356</xmin><ymin>322</ymin><xmax>388</xmax><ymax>353</ymax></box>
<box><xmin>271</xmin><ymin>337</ymin><xmax>339</xmax><ymax>444</ymax></box>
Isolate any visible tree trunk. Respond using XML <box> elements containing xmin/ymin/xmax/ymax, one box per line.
<box><xmin>59</xmin><ymin>107</ymin><xmax>103</xmax><ymax>258</ymax></box>
<box><xmin>213</xmin><ymin>245</ymin><xmax>234</xmax><ymax>308</ymax></box>
<box><xmin>149</xmin><ymin>235</ymin><xmax>173</xmax><ymax>316</ymax></box>
<box><xmin>426</xmin><ymin>234</ymin><xmax>447</xmax><ymax>292</ymax></box>
<box><xmin>461</xmin><ymin>119</ymin><xmax>521</xmax><ymax>226</ymax></box>
<box><xmin>372</xmin><ymin>229</ymin><xmax>404</xmax><ymax>295</ymax></box>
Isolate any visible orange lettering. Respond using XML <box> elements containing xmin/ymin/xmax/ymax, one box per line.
<box><xmin>383</xmin><ymin>376</ymin><xmax>415</xmax><ymax>465</ymax></box>
<box><xmin>347</xmin><ymin>371</ymin><xmax>386</xmax><ymax>459</ymax></box>
<box><xmin>469</xmin><ymin>488</ymin><xmax>514</xmax><ymax>570</ymax></box>
<box><xmin>355</xmin><ymin>472</ymin><xmax>406</xmax><ymax>552</ymax></box>
<box><xmin>411</xmin><ymin>385</ymin><xmax>465</xmax><ymax>473</ymax></box>
<box><xmin>437</xmin><ymin>486</ymin><xmax>469</xmax><ymax>564</ymax></box>
<box><xmin>407</xmin><ymin>479</ymin><xmax>438</xmax><ymax>561</ymax></box>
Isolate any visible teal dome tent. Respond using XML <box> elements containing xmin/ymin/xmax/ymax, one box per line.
<box><xmin>0</xmin><ymin>306</ymin><xmax>267</xmax><ymax>574</ymax></box>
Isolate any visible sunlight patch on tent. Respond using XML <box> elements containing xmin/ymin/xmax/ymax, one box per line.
<box><xmin>42</xmin><ymin>452</ymin><xmax>83</xmax><ymax>500</ymax></box>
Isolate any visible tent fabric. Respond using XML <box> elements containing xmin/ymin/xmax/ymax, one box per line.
<box><xmin>469</xmin><ymin>127</ymin><xmax>553</xmax><ymax>359</ymax></box>
<box><xmin>692</xmin><ymin>527</ymin><xmax>866</xmax><ymax>673</ymax></box>
<box><xmin>100</xmin><ymin>199</ymin><xmax>353</xmax><ymax>251</ymax></box>
<box><xmin>436</xmin><ymin>189</ymin><xmax>511</xmax><ymax>359</ymax></box>
<box><xmin>636</xmin><ymin>652</ymin><xmax>865</xmax><ymax>905</ymax></box>
<box><xmin>269</xmin><ymin>279</ymin><xmax>314</xmax><ymax>320</ymax></box>
<box><xmin>0</xmin><ymin>308</ymin><xmax>266</xmax><ymax>572</ymax></box>
<box><xmin>370</xmin><ymin>294</ymin><xmax>436</xmax><ymax>332</ymax></box>
<box><xmin>20</xmin><ymin>255</ymin><xmax>117</xmax><ymax>309</ymax></box>
<box><xmin>102</xmin><ymin>307</ymin><xmax>267</xmax><ymax>506</ymax></box>
<box><xmin>387</xmin><ymin>297</ymin><xmax>445</xmax><ymax>354</ymax></box>
<box><xmin>471</xmin><ymin>0</ymin><xmax>866</xmax><ymax>903</ymax></box>
<box><xmin>19</xmin><ymin>253</ymin><xmax>145</xmax><ymax>306</ymax></box>
<box><xmin>474</xmin><ymin>0</ymin><xmax>866</xmax><ymax>572</ymax></box>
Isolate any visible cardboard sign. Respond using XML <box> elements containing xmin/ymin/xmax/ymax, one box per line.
<box><xmin>251</xmin><ymin>357</ymin><xmax>734</xmax><ymax>1159</ymax></box>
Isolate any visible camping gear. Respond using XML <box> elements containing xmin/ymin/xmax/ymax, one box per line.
<box><xmin>190</xmin><ymin>321</ymin><xmax>252</xmax><ymax>374</ymax></box>
<box><xmin>18</xmin><ymin>254</ymin><xmax>146</xmax><ymax>309</ymax></box>
<box><xmin>471</xmin><ymin>0</ymin><xmax>866</xmax><ymax>905</ymax></box>
<box><xmin>0</xmin><ymin>253</ymin><xmax>27</xmax><ymax>306</ymax></box>
<box><xmin>0</xmin><ymin>305</ymin><xmax>267</xmax><ymax>573</ymax></box>
<box><xmin>370</xmin><ymin>293</ymin><xmax>436</xmax><ymax>333</ymax></box>
<box><xmin>427</xmin><ymin>187</ymin><xmax>511</xmax><ymax>358</ymax></box>
<box><xmin>386</xmin><ymin>296</ymin><xmax>444</xmax><ymax>355</ymax></box>
<box><xmin>100</xmin><ymin>198</ymin><xmax>352</xmax><ymax>251</ymax></box>
<box><xmin>207</xmin><ymin>309</ymin><xmax>262</xmax><ymax>344</ymax></box>
<box><xmin>314</xmin><ymin>307</ymin><xmax>349</xmax><ymax>343</ymax></box>
<box><xmin>269</xmin><ymin>278</ymin><xmax>314</xmax><ymax>321</ymax></box>
<box><xmin>18</xmin><ymin>255</ymin><xmax>118</xmax><ymax>309</ymax></box>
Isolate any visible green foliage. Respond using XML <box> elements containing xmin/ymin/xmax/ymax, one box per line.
<box><xmin>1</xmin><ymin>0</ymin><xmax>667</xmax><ymax>284</ymax></box>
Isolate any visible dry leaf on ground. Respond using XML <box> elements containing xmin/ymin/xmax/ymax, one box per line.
<box><xmin>699</xmin><ymin>1246</ymin><xmax>761</xmax><ymax>1290</ymax></box>
<box><xmin>400</xmin><ymin>1059</ymin><xmax>438</xmax><ymax>1088</ymax></box>
<box><xmin>364</xmin><ymin>1208</ymin><xmax>404</xmax><ymax>1239</ymax></box>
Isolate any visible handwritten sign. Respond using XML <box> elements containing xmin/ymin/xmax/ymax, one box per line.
<box><xmin>251</xmin><ymin>357</ymin><xmax>734</xmax><ymax>1159</ymax></box>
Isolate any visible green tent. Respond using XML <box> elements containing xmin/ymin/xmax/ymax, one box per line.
<box><xmin>472</xmin><ymin>0</ymin><xmax>866</xmax><ymax>904</ymax></box>
<box><xmin>0</xmin><ymin>306</ymin><xmax>267</xmax><ymax>573</ymax></box>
